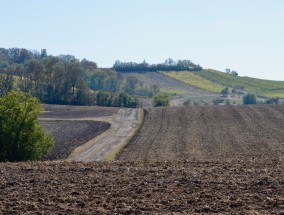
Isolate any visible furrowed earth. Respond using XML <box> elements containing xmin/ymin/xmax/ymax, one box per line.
<box><xmin>2</xmin><ymin>104</ymin><xmax>284</xmax><ymax>214</ymax></box>
<box><xmin>1</xmin><ymin>160</ymin><xmax>284</xmax><ymax>214</ymax></box>
<box><xmin>118</xmin><ymin>105</ymin><xmax>284</xmax><ymax>161</ymax></box>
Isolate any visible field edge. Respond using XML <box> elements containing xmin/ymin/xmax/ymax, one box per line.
<box><xmin>102</xmin><ymin>108</ymin><xmax>145</xmax><ymax>161</ymax></box>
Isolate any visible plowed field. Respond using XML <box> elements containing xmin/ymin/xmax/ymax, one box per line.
<box><xmin>118</xmin><ymin>105</ymin><xmax>284</xmax><ymax>161</ymax></box>
<box><xmin>1</xmin><ymin>160</ymin><xmax>284</xmax><ymax>214</ymax></box>
<box><xmin>42</xmin><ymin>120</ymin><xmax>110</xmax><ymax>160</ymax></box>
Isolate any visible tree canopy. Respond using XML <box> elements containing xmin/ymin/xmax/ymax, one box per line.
<box><xmin>113</xmin><ymin>58</ymin><xmax>202</xmax><ymax>73</ymax></box>
<box><xmin>0</xmin><ymin>91</ymin><xmax>54</xmax><ymax>162</ymax></box>
<box><xmin>152</xmin><ymin>93</ymin><xmax>170</xmax><ymax>107</ymax></box>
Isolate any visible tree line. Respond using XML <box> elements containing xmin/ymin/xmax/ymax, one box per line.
<box><xmin>0</xmin><ymin>48</ymin><xmax>161</xmax><ymax>107</ymax></box>
<box><xmin>113</xmin><ymin>58</ymin><xmax>202</xmax><ymax>73</ymax></box>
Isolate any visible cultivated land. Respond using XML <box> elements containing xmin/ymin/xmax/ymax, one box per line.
<box><xmin>3</xmin><ymin>104</ymin><xmax>284</xmax><ymax>214</ymax></box>
<box><xmin>41</xmin><ymin>120</ymin><xmax>110</xmax><ymax>160</ymax></box>
<box><xmin>1</xmin><ymin>160</ymin><xmax>284</xmax><ymax>214</ymax></box>
<box><xmin>40</xmin><ymin>105</ymin><xmax>141</xmax><ymax>161</ymax></box>
<box><xmin>118</xmin><ymin>105</ymin><xmax>284</xmax><ymax>161</ymax></box>
<box><xmin>121</xmin><ymin>72</ymin><xmax>209</xmax><ymax>96</ymax></box>
<box><xmin>163</xmin><ymin>70</ymin><xmax>284</xmax><ymax>98</ymax></box>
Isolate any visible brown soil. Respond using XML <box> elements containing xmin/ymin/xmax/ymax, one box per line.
<box><xmin>118</xmin><ymin>105</ymin><xmax>284</xmax><ymax>161</ymax></box>
<box><xmin>42</xmin><ymin>104</ymin><xmax>120</xmax><ymax>119</ymax></box>
<box><xmin>1</xmin><ymin>160</ymin><xmax>284</xmax><ymax>214</ymax></box>
<box><xmin>40</xmin><ymin>105</ymin><xmax>141</xmax><ymax>161</ymax></box>
<box><xmin>121</xmin><ymin>72</ymin><xmax>207</xmax><ymax>95</ymax></box>
<box><xmin>41</xmin><ymin>120</ymin><xmax>110</xmax><ymax>160</ymax></box>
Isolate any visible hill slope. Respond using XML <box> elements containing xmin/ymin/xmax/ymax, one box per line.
<box><xmin>162</xmin><ymin>70</ymin><xmax>284</xmax><ymax>98</ymax></box>
<box><xmin>118</xmin><ymin>105</ymin><xmax>284</xmax><ymax>161</ymax></box>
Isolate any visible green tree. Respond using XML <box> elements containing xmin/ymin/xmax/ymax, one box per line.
<box><xmin>243</xmin><ymin>94</ymin><xmax>257</xmax><ymax>104</ymax></box>
<box><xmin>0</xmin><ymin>91</ymin><xmax>54</xmax><ymax>162</ymax></box>
<box><xmin>152</xmin><ymin>93</ymin><xmax>170</xmax><ymax>107</ymax></box>
<box><xmin>221</xmin><ymin>87</ymin><xmax>229</xmax><ymax>97</ymax></box>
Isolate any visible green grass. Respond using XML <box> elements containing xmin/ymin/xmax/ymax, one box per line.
<box><xmin>196</xmin><ymin>69</ymin><xmax>284</xmax><ymax>98</ymax></box>
<box><xmin>162</xmin><ymin>71</ymin><xmax>225</xmax><ymax>94</ymax></box>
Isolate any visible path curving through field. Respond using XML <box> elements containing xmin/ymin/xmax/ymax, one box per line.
<box><xmin>67</xmin><ymin>108</ymin><xmax>142</xmax><ymax>161</ymax></box>
<box><xmin>40</xmin><ymin>105</ymin><xmax>142</xmax><ymax>161</ymax></box>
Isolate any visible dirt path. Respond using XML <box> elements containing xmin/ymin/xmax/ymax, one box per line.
<box><xmin>41</xmin><ymin>120</ymin><xmax>110</xmax><ymax>160</ymax></box>
<box><xmin>40</xmin><ymin>105</ymin><xmax>142</xmax><ymax>161</ymax></box>
<box><xmin>66</xmin><ymin>108</ymin><xmax>142</xmax><ymax>161</ymax></box>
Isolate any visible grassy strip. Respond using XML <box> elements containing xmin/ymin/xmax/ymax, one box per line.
<box><xmin>197</xmin><ymin>69</ymin><xmax>284</xmax><ymax>98</ymax></box>
<box><xmin>163</xmin><ymin>71</ymin><xmax>225</xmax><ymax>94</ymax></box>
<box><xmin>102</xmin><ymin>108</ymin><xmax>145</xmax><ymax>161</ymax></box>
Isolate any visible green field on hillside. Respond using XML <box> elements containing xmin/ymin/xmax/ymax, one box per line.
<box><xmin>161</xmin><ymin>71</ymin><xmax>225</xmax><ymax>94</ymax></box>
<box><xmin>163</xmin><ymin>70</ymin><xmax>284</xmax><ymax>98</ymax></box>
<box><xmin>196</xmin><ymin>69</ymin><xmax>284</xmax><ymax>98</ymax></box>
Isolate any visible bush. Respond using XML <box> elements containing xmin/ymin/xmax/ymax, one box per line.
<box><xmin>0</xmin><ymin>91</ymin><xmax>54</xmax><ymax>162</ymax></box>
<box><xmin>152</xmin><ymin>93</ymin><xmax>170</xmax><ymax>107</ymax></box>
<box><xmin>266</xmin><ymin>97</ymin><xmax>279</xmax><ymax>104</ymax></box>
<box><xmin>212</xmin><ymin>98</ymin><xmax>224</xmax><ymax>105</ymax></box>
<box><xmin>221</xmin><ymin>87</ymin><xmax>229</xmax><ymax>97</ymax></box>
<box><xmin>243</xmin><ymin>94</ymin><xmax>257</xmax><ymax>104</ymax></box>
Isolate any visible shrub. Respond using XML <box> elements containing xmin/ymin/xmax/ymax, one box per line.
<box><xmin>243</xmin><ymin>94</ymin><xmax>257</xmax><ymax>104</ymax></box>
<box><xmin>0</xmin><ymin>91</ymin><xmax>54</xmax><ymax>162</ymax></box>
<box><xmin>221</xmin><ymin>87</ymin><xmax>229</xmax><ymax>97</ymax></box>
<box><xmin>266</xmin><ymin>97</ymin><xmax>279</xmax><ymax>104</ymax></box>
<box><xmin>152</xmin><ymin>93</ymin><xmax>170</xmax><ymax>107</ymax></box>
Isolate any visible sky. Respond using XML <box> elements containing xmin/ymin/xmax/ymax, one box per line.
<box><xmin>0</xmin><ymin>0</ymin><xmax>283</xmax><ymax>80</ymax></box>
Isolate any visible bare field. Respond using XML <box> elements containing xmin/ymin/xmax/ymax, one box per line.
<box><xmin>118</xmin><ymin>105</ymin><xmax>284</xmax><ymax>161</ymax></box>
<box><xmin>121</xmin><ymin>72</ymin><xmax>208</xmax><ymax>95</ymax></box>
<box><xmin>42</xmin><ymin>104</ymin><xmax>120</xmax><ymax>119</ymax></box>
<box><xmin>41</xmin><ymin>120</ymin><xmax>110</xmax><ymax>160</ymax></box>
<box><xmin>1</xmin><ymin>160</ymin><xmax>284</xmax><ymax>214</ymax></box>
<box><xmin>40</xmin><ymin>105</ymin><xmax>141</xmax><ymax>161</ymax></box>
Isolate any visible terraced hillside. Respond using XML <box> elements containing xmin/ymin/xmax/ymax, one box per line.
<box><xmin>118</xmin><ymin>105</ymin><xmax>284</xmax><ymax>161</ymax></box>
<box><xmin>163</xmin><ymin>70</ymin><xmax>284</xmax><ymax>98</ymax></box>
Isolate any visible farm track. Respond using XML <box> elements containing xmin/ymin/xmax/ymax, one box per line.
<box><xmin>118</xmin><ymin>105</ymin><xmax>284</xmax><ymax>161</ymax></box>
<box><xmin>41</xmin><ymin>120</ymin><xmax>110</xmax><ymax>160</ymax></box>
<box><xmin>40</xmin><ymin>105</ymin><xmax>141</xmax><ymax>161</ymax></box>
<box><xmin>1</xmin><ymin>160</ymin><xmax>284</xmax><ymax>214</ymax></box>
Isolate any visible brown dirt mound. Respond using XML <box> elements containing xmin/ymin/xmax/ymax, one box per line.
<box><xmin>118</xmin><ymin>105</ymin><xmax>284</xmax><ymax>161</ymax></box>
<box><xmin>41</xmin><ymin>120</ymin><xmax>110</xmax><ymax>160</ymax></box>
<box><xmin>1</xmin><ymin>160</ymin><xmax>284</xmax><ymax>214</ymax></box>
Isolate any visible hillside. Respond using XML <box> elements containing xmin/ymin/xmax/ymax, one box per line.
<box><xmin>118</xmin><ymin>105</ymin><xmax>284</xmax><ymax>161</ymax></box>
<box><xmin>162</xmin><ymin>70</ymin><xmax>284</xmax><ymax>98</ymax></box>
<box><xmin>120</xmin><ymin>72</ymin><xmax>208</xmax><ymax>96</ymax></box>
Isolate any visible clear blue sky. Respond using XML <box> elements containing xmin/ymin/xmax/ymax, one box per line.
<box><xmin>0</xmin><ymin>0</ymin><xmax>283</xmax><ymax>80</ymax></box>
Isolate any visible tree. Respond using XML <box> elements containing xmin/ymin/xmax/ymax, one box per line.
<box><xmin>152</xmin><ymin>93</ymin><xmax>170</xmax><ymax>107</ymax></box>
<box><xmin>266</xmin><ymin>97</ymin><xmax>279</xmax><ymax>104</ymax></box>
<box><xmin>0</xmin><ymin>91</ymin><xmax>54</xmax><ymax>162</ymax></box>
<box><xmin>0</xmin><ymin>73</ymin><xmax>14</xmax><ymax>96</ymax></box>
<box><xmin>243</xmin><ymin>94</ymin><xmax>257</xmax><ymax>104</ymax></box>
<box><xmin>231</xmin><ymin>70</ymin><xmax>238</xmax><ymax>76</ymax></box>
<box><xmin>221</xmin><ymin>87</ymin><xmax>229</xmax><ymax>97</ymax></box>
